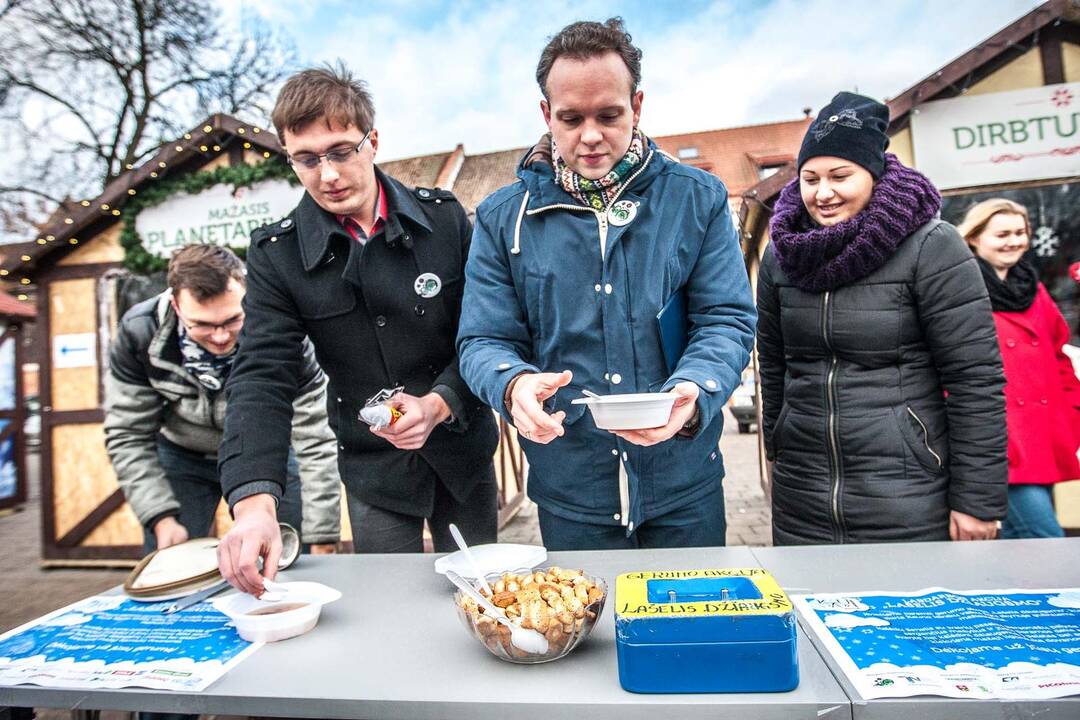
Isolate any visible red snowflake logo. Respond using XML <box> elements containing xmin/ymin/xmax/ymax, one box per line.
<box><xmin>1052</xmin><ymin>88</ymin><xmax>1073</xmax><ymax>108</ymax></box>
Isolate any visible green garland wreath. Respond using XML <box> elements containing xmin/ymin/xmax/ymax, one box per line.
<box><xmin>118</xmin><ymin>158</ymin><xmax>299</xmax><ymax>273</ymax></box>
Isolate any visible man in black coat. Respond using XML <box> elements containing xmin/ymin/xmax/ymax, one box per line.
<box><xmin>218</xmin><ymin>65</ymin><xmax>498</xmax><ymax>594</ymax></box>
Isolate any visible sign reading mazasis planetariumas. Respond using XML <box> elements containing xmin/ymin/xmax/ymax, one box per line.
<box><xmin>134</xmin><ymin>179</ymin><xmax>303</xmax><ymax>257</ymax></box>
<box><xmin>911</xmin><ymin>82</ymin><xmax>1080</xmax><ymax>190</ymax></box>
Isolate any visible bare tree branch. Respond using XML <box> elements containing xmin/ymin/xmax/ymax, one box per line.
<box><xmin>0</xmin><ymin>0</ymin><xmax>296</xmax><ymax>235</ymax></box>
<box><xmin>0</xmin><ymin>185</ymin><xmax>64</xmax><ymax>204</ymax></box>
<box><xmin>0</xmin><ymin>75</ymin><xmax>110</xmax><ymax>162</ymax></box>
<box><xmin>0</xmin><ymin>0</ymin><xmax>26</xmax><ymax>22</ymax></box>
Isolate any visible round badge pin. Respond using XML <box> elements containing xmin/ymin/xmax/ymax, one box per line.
<box><xmin>608</xmin><ymin>200</ymin><xmax>638</xmax><ymax>227</ymax></box>
<box><xmin>414</xmin><ymin>272</ymin><xmax>442</xmax><ymax>298</ymax></box>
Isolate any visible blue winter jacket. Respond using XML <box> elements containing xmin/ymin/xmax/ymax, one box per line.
<box><xmin>457</xmin><ymin>142</ymin><xmax>756</xmax><ymax>532</ymax></box>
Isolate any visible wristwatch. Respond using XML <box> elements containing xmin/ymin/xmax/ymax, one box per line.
<box><xmin>678</xmin><ymin>405</ymin><xmax>702</xmax><ymax>438</ymax></box>
<box><xmin>504</xmin><ymin>372</ymin><xmax>527</xmax><ymax>413</ymax></box>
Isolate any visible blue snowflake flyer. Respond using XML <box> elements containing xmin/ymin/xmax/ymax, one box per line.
<box><xmin>793</xmin><ymin>588</ymin><xmax>1080</xmax><ymax>700</ymax></box>
<box><xmin>0</xmin><ymin>594</ymin><xmax>262</xmax><ymax>691</ymax></box>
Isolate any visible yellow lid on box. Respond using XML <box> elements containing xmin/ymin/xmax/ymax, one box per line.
<box><xmin>615</xmin><ymin>568</ymin><xmax>792</xmax><ymax>618</ymax></box>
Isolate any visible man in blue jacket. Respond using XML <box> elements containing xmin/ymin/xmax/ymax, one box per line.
<box><xmin>457</xmin><ymin>18</ymin><xmax>757</xmax><ymax>550</ymax></box>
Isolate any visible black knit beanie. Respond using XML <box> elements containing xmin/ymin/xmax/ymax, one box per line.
<box><xmin>798</xmin><ymin>92</ymin><xmax>890</xmax><ymax>178</ymax></box>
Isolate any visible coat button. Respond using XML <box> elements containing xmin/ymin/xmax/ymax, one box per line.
<box><xmin>336</xmin><ymin>397</ymin><xmax>342</xmax><ymax>403</ymax></box>
<box><xmin>604</xmin><ymin>283</ymin><xmax>613</xmax><ymax>294</ymax></box>
<box><xmin>1041</xmin><ymin>398</ymin><xmax>1048</xmax><ymax>405</ymax></box>
<box><xmin>280</xmin><ymin>218</ymin><xmax>293</xmax><ymax>229</ymax></box>
<box><xmin>418</xmin><ymin>189</ymin><xmax>431</xmax><ymax>198</ymax></box>
<box><xmin>339</xmin><ymin>443</ymin><xmax>345</xmax><ymax>450</ymax></box>
<box><xmin>613</xmin><ymin>513</ymin><xmax>621</xmax><ymax>521</ymax></box>
<box><xmin>611</xmin><ymin>373</ymin><xmax>622</xmax><ymax>384</ymax></box>
<box><xmin>376</xmin><ymin>315</ymin><xmax>387</xmax><ymax>327</ymax></box>
<box><xmin>498</xmin><ymin>363</ymin><xmax>511</xmax><ymax>370</ymax></box>
<box><xmin>1031</xmin><ymin>339</ymin><xmax>1039</xmax><ymax>347</ymax></box>
<box><xmin>403</xmin><ymin>234</ymin><xmax>411</xmax><ymax>242</ymax></box>
<box><xmin>627</xmin><ymin>521</ymin><xmax>634</xmax><ymax>532</ymax></box>
<box><xmin>594</xmin><ymin>284</ymin><xmax>601</xmax><ymax>292</ymax></box>
<box><xmin>1006</xmin><ymin>339</ymin><xmax>1016</xmax><ymax>347</ymax></box>
<box><xmin>270</xmin><ymin>236</ymin><xmax>278</xmax><ymax>243</ymax></box>
<box><xmin>611</xmin><ymin>448</ymin><xmax>618</xmax><ymax>456</ymax></box>
<box><xmin>622</xmin><ymin>451</ymin><xmax>628</xmax><ymax>462</ymax></box>
<box><xmin>414</xmin><ymin>304</ymin><xmax>425</xmax><ymax>316</ymax></box>
<box><xmin>705</xmin><ymin>379</ymin><xmax>718</xmax><ymax>390</ymax></box>
<box><xmin>1018</xmin><ymin>399</ymin><xmax>1025</xmax><ymax>406</ymax></box>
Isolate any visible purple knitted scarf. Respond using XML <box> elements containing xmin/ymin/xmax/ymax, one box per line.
<box><xmin>769</xmin><ymin>153</ymin><xmax>942</xmax><ymax>292</ymax></box>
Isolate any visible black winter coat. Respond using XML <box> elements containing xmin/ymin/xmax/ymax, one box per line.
<box><xmin>757</xmin><ymin>219</ymin><xmax>1008</xmax><ymax>545</ymax></box>
<box><xmin>220</xmin><ymin>169</ymin><xmax>498</xmax><ymax>518</ymax></box>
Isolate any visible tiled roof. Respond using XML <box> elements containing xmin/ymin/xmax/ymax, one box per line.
<box><xmin>451</xmin><ymin>147</ymin><xmax>526</xmax><ymax>214</ymax></box>
<box><xmin>379</xmin><ymin>151</ymin><xmax>453</xmax><ymax>189</ymax></box>
<box><xmin>652</xmin><ymin>118</ymin><xmax>812</xmax><ymax>198</ymax></box>
<box><xmin>424</xmin><ymin>119</ymin><xmax>813</xmax><ymax>214</ymax></box>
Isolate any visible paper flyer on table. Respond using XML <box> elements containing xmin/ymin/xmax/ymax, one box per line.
<box><xmin>0</xmin><ymin>594</ymin><xmax>262</xmax><ymax>691</ymax></box>
<box><xmin>793</xmin><ymin>587</ymin><xmax>1080</xmax><ymax>700</ymax></box>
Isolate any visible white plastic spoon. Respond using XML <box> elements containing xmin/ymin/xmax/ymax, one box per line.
<box><xmin>446</xmin><ymin>570</ymin><xmax>549</xmax><ymax>655</ymax></box>
<box><xmin>582</xmin><ymin>389</ymin><xmax>602</xmax><ymax>399</ymax></box>
<box><xmin>448</xmin><ymin>523</ymin><xmax>493</xmax><ymax>596</ymax></box>
<box><xmin>259</xmin><ymin>579</ymin><xmax>294</xmax><ymax>603</ymax></box>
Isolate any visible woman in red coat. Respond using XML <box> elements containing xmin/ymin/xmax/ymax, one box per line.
<box><xmin>959</xmin><ymin>199</ymin><xmax>1080</xmax><ymax>538</ymax></box>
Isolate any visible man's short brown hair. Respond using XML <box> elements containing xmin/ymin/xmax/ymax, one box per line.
<box><xmin>167</xmin><ymin>245</ymin><xmax>246</xmax><ymax>302</ymax></box>
<box><xmin>535</xmin><ymin>17</ymin><xmax>642</xmax><ymax>99</ymax></box>
<box><xmin>271</xmin><ymin>62</ymin><xmax>375</xmax><ymax>142</ymax></box>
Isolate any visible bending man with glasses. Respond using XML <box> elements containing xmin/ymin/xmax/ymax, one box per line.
<box><xmin>104</xmin><ymin>244</ymin><xmax>342</xmax><ymax>553</ymax></box>
<box><xmin>217</xmin><ymin>64</ymin><xmax>498</xmax><ymax>594</ymax></box>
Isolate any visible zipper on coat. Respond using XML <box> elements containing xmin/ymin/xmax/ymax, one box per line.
<box><xmin>821</xmin><ymin>290</ymin><xmax>845</xmax><ymax>542</ymax></box>
<box><xmin>618</xmin><ymin>458</ymin><xmax>630</xmax><ymax>528</ymax></box>
<box><xmin>523</xmin><ymin>152</ymin><xmax>653</xmax><ymax>527</ymax></box>
<box><xmin>597</xmin><ymin>213</ymin><xmax>609</xmax><ymax>258</ymax></box>
<box><xmin>906</xmin><ymin>407</ymin><xmax>943</xmax><ymax>468</ymax></box>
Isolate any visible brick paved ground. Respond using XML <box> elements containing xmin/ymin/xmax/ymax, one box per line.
<box><xmin>0</xmin><ymin>409</ymin><xmax>767</xmax><ymax>718</ymax></box>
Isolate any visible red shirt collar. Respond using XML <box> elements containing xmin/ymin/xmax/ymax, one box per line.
<box><xmin>337</xmin><ymin>179</ymin><xmax>388</xmax><ymax>242</ymax></box>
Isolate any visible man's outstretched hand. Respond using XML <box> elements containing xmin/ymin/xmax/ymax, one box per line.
<box><xmin>508</xmin><ymin>370</ymin><xmax>572</xmax><ymax>443</ymax></box>
<box><xmin>217</xmin><ymin>494</ymin><xmax>281</xmax><ymax>597</ymax></box>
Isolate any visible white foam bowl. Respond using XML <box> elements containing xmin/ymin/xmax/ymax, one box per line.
<box><xmin>213</xmin><ymin>581</ymin><xmax>341</xmax><ymax>643</ymax></box>
<box><xmin>571</xmin><ymin>392</ymin><xmax>677</xmax><ymax>430</ymax></box>
<box><xmin>434</xmin><ymin>543</ymin><xmax>548</xmax><ymax>580</ymax></box>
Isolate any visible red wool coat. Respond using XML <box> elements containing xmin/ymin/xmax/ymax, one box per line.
<box><xmin>993</xmin><ymin>284</ymin><xmax>1080</xmax><ymax>485</ymax></box>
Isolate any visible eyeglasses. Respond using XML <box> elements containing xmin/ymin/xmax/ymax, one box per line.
<box><xmin>176</xmin><ymin>309</ymin><xmax>245</xmax><ymax>337</ymax></box>
<box><xmin>287</xmin><ymin>131</ymin><xmax>372</xmax><ymax>172</ymax></box>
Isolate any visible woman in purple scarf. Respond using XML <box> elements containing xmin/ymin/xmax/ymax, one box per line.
<box><xmin>756</xmin><ymin>92</ymin><xmax>1008</xmax><ymax>546</ymax></box>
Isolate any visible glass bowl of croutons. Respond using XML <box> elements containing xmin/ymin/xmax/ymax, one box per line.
<box><xmin>453</xmin><ymin>566</ymin><xmax>607</xmax><ymax>664</ymax></box>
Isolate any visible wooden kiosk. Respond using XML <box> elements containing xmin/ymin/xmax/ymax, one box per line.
<box><xmin>2</xmin><ymin>114</ymin><xmax>526</xmax><ymax>565</ymax></box>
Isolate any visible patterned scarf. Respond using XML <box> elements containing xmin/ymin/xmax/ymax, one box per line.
<box><xmin>552</xmin><ymin>128</ymin><xmax>647</xmax><ymax>210</ymax></box>
<box><xmin>177</xmin><ymin>323</ymin><xmax>237</xmax><ymax>392</ymax></box>
<box><xmin>769</xmin><ymin>154</ymin><xmax>942</xmax><ymax>292</ymax></box>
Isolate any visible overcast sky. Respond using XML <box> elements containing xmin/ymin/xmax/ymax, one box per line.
<box><xmin>214</xmin><ymin>1</ymin><xmax>1043</xmax><ymax>160</ymax></box>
